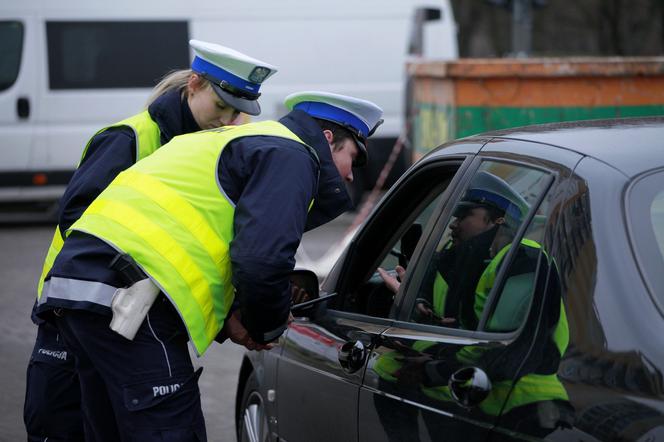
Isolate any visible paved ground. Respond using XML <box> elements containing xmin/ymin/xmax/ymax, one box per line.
<box><xmin>0</xmin><ymin>212</ymin><xmax>355</xmax><ymax>441</ymax></box>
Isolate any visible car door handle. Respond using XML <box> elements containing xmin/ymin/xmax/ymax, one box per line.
<box><xmin>448</xmin><ymin>366</ymin><xmax>492</xmax><ymax>408</ymax></box>
<box><xmin>338</xmin><ymin>340</ymin><xmax>366</xmax><ymax>373</ymax></box>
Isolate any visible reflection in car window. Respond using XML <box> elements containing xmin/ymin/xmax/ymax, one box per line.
<box><xmin>627</xmin><ymin>171</ymin><xmax>664</xmax><ymax>302</ymax></box>
<box><xmin>0</xmin><ymin>21</ymin><xmax>23</xmax><ymax>92</ymax></box>
<box><xmin>409</xmin><ymin>161</ymin><xmax>551</xmax><ymax>331</ymax></box>
<box><xmin>483</xmin><ymin>213</ymin><xmax>546</xmax><ymax>332</ymax></box>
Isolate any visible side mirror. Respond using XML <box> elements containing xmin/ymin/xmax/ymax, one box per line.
<box><xmin>289</xmin><ymin>269</ymin><xmax>339</xmax><ymax>315</ymax></box>
<box><xmin>289</xmin><ymin>269</ymin><xmax>320</xmax><ymax>301</ymax></box>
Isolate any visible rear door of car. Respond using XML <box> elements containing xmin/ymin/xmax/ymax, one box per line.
<box><xmin>358</xmin><ymin>140</ymin><xmax>582</xmax><ymax>441</ymax></box>
<box><xmin>275</xmin><ymin>142</ymin><xmax>483</xmax><ymax>442</ymax></box>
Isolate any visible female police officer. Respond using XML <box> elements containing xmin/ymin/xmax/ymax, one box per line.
<box><xmin>35</xmin><ymin>91</ymin><xmax>382</xmax><ymax>441</ymax></box>
<box><xmin>24</xmin><ymin>39</ymin><xmax>277</xmax><ymax>442</ymax></box>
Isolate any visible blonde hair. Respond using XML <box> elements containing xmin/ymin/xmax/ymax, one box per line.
<box><xmin>145</xmin><ymin>69</ymin><xmax>212</xmax><ymax>107</ymax></box>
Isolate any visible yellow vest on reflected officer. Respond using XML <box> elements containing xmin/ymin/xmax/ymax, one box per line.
<box><xmin>37</xmin><ymin>111</ymin><xmax>161</xmax><ymax>298</ymax></box>
<box><xmin>69</xmin><ymin>121</ymin><xmax>314</xmax><ymax>356</ymax></box>
<box><xmin>424</xmin><ymin>239</ymin><xmax>569</xmax><ymax>416</ymax></box>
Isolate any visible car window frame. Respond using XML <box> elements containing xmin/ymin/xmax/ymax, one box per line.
<box><xmin>393</xmin><ymin>156</ymin><xmax>559</xmax><ymax>341</ymax></box>
<box><xmin>325</xmin><ymin>155</ymin><xmax>474</xmax><ymax>325</ymax></box>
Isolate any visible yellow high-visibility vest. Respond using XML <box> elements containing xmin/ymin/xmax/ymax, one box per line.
<box><xmin>37</xmin><ymin>111</ymin><xmax>161</xmax><ymax>298</ymax></box>
<box><xmin>70</xmin><ymin>121</ymin><xmax>315</xmax><ymax>355</ymax></box>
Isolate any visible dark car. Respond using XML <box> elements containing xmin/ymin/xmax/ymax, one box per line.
<box><xmin>235</xmin><ymin>117</ymin><xmax>664</xmax><ymax>442</ymax></box>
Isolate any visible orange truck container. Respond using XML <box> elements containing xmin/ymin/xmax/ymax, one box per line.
<box><xmin>407</xmin><ymin>57</ymin><xmax>664</xmax><ymax>160</ymax></box>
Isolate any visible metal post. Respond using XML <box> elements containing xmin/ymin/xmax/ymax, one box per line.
<box><xmin>512</xmin><ymin>0</ymin><xmax>533</xmax><ymax>57</ymax></box>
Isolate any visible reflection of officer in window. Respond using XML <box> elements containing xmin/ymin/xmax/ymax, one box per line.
<box><xmin>414</xmin><ymin>171</ymin><xmax>529</xmax><ymax>329</ymax></box>
<box><xmin>376</xmin><ymin>174</ymin><xmax>574</xmax><ymax>438</ymax></box>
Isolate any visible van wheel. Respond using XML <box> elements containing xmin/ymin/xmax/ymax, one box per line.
<box><xmin>238</xmin><ymin>372</ymin><xmax>270</xmax><ymax>442</ymax></box>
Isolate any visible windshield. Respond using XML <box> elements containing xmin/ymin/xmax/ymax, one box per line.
<box><xmin>0</xmin><ymin>21</ymin><xmax>23</xmax><ymax>92</ymax></box>
<box><xmin>627</xmin><ymin>170</ymin><xmax>664</xmax><ymax>304</ymax></box>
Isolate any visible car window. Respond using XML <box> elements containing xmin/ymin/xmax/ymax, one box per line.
<box><xmin>354</xmin><ymin>193</ymin><xmax>445</xmax><ymax>318</ymax></box>
<box><xmin>46</xmin><ymin>21</ymin><xmax>189</xmax><ymax>89</ymax></box>
<box><xmin>406</xmin><ymin>160</ymin><xmax>552</xmax><ymax>332</ymax></box>
<box><xmin>330</xmin><ymin>161</ymin><xmax>463</xmax><ymax>319</ymax></box>
<box><xmin>0</xmin><ymin>21</ymin><xmax>23</xmax><ymax>92</ymax></box>
<box><xmin>627</xmin><ymin>170</ymin><xmax>664</xmax><ymax>303</ymax></box>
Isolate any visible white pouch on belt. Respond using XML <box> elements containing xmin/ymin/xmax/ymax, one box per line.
<box><xmin>110</xmin><ymin>278</ymin><xmax>160</xmax><ymax>340</ymax></box>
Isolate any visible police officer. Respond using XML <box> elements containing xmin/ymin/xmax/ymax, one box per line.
<box><xmin>378</xmin><ymin>171</ymin><xmax>521</xmax><ymax>328</ymax></box>
<box><xmin>35</xmin><ymin>91</ymin><xmax>383</xmax><ymax>440</ymax></box>
<box><xmin>25</xmin><ymin>40</ymin><xmax>277</xmax><ymax>442</ymax></box>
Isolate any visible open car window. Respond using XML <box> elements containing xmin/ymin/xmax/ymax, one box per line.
<box><xmin>329</xmin><ymin>159</ymin><xmax>465</xmax><ymax>319</ymax></box>
<box><xmin>404</xmin><ymin>160</ymin><xmax>553</xmax><ymax>332</ymax></box>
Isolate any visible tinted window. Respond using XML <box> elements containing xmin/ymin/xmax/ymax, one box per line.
<box><xmin>627</xmin><ymin>170</ymin><xmax>664</xmax><ymax>303</ymax></box>
<box><xmin>46</xmin><ymin>21</ymin><xmax>189</xmax><ymax>89</ymax></box>
<box><xmin>407</xmin><ymin>161</ymin><xmax>551</xmax><ymax>331</ymax></box>
<box><xmin>0</xmin><ymin>21</ymin><xmax>23</xmax><ymax>91</ymax></box>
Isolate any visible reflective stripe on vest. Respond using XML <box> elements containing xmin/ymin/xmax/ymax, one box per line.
<box><xmin>479</xmin><ymin>373</ymin><xmax>569</xmax><ymax>416</ymax></box>
<box><xmin>419</xmin><ymin>363</ymin><xmax>568</xmax><ymax>416</ymax></box>
<box><xmin>69</xmin><ymin>121</ymin><xmax>315</xmax><ymax>356</ymax></box>
<box><xmin>37</xmin><ymin>111</ymin><xmax>161</xmax><ymax>299</ymax></box>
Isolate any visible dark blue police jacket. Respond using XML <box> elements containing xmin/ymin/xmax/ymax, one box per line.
<box><xmin>39</xmin><ymin>109</ymin><xmax>353</xmax><ymax>343</ymax></box>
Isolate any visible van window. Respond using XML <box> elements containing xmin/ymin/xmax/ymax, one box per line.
<box><xmin>0</xmin><ymin>21</ymin><xmax>23</xmax><ymax>91</ymax></box>
<box><xmin>46</xmin><ymin>21</ymin><xmax>189</xmax><ymax>89</ymax></box>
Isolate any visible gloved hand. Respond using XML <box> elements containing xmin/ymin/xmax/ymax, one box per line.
<box><xmin>221</xmin><ymin>310</ymin><xmax>274</xmax><ymax>351</ymax></box>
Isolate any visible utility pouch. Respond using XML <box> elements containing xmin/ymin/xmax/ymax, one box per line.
<box><xmin>109</xmin><ymin>254</ymin><xmax>160</xmax><ymax>340</ymax></box>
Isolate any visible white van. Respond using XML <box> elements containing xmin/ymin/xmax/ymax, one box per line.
<box><xmin>0</xmin><ymin>0</ymin><xmax>457</xmax><ymax>220</ymax></box>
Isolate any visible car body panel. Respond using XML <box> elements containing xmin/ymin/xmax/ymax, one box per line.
<box><xmin>236</xmin><ymin>118</ymin><xmax>664</xmax><ymax>442</ymax></box>
<box><xmin>358</xmin><ymin>139</ymin><xmax>580</xmax><ymax>441</ymax></box>
<box><xmin>477</xmin><ymin>117</ymin><xmax>664</xmax><ymax>178</ymax></box>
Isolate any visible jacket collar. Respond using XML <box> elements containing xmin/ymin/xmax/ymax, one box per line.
<box><xmin>279</xmin><ymin>110</ymin><xmax>354</xmax><ymax>231</ymax></box>
<box><xmin>148</xmin><ymin>89</ymin><xmax>201</xmax><ymax>145</ymax></box>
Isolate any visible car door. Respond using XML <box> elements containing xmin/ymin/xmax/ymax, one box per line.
<box><xmin>359</xmin><ymin>143</ymin><xmax>582</xmax><ymax>442</ymax></box>
<box><xmin>275</xmin><ymin>143</ymin><xmax>482</xmax><ymax>442</ymax></box>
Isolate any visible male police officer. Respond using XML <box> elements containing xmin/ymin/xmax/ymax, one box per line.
<box><xmin>35</xmin><ymin>91</ymin><xmax>383</xmax><ymax>440</ymax></box>
<box><xmin>26</xmin><ymin>40</ymin><xmax>277</xmax><ymax>441</ymax></box>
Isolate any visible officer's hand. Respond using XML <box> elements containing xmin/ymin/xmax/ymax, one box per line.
<box><xmin>378</xmin><ymin>266</ymin><xmax>406</xmax><ymax>294</ymax></box>
<box><xmin>439</xmin><ymin>317</ymin><xmax>457</xmax><ymax>326</ymax></box>
<box><xmin>415</xmin><ymin>301</ymin><xmax>433</xmax><ymax>318</ymax></box>
<box><xmin>224</xmin><ymin>311</ymin><xmax>274</xmax><ymax>351</ymax></box>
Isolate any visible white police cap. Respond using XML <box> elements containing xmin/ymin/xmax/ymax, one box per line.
<box><xmin>190</xmin><ymin>39</ymin><xmax>277</xmax><ymax>116</ymax></box>
<box><xmin>284</xmin><ymin>91</ymin><xmax>384</xmax><ymax>166</ymax></box>
<box><xmin>456</xmin><ymin>171</ymin><xmax>530</xmax><ymax>225</ymax></box>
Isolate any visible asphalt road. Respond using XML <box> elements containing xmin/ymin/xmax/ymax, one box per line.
<box><xmin>0</xmin><ymin>213</ymin><xmax>354</xmax><ymax>441</ymax></box>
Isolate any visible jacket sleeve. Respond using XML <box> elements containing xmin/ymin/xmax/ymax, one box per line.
<box><xmin>58</xmin><ymin>128</ymin><xmax>137</xmax><ymax>234</ymax></box>
<box><xmin>222</xmin><ymin>138</ymin><xmax>318</xmax><ymax>344</ymax></box>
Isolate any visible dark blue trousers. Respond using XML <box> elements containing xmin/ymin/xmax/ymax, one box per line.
<box><xmin>24</xmin><ymin>321</ymin><xmax>84</xmax><ymax>442</ymax></box>
<box><xmin>55</xmin><ymin>295</ymin><xmax>207</xmax><ymax>442</ymax></box>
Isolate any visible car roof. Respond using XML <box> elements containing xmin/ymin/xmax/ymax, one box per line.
<box><xmin>463</xmin><ymin>117</ymin><xmax>664</xmax><ymax>177</ymax></box>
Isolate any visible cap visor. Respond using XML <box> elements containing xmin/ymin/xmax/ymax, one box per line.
<box><xmin>210</xmin><ymin>84</ymin><xmax>261</xmax><ymax>116</ymax></box>
<box><xmin>452</xmin><ymin>201</ymin><xmax>481</xmax><ymax>217</ymax></box>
